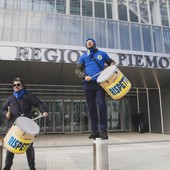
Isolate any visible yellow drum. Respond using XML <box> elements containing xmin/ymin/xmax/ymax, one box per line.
<box><xmin>4</xmin><ymin>116</ymin><xmax>40</xmax><ymax>154</ymax></box>
<box><xmin>97</xmin><ymin>65</ymin><xmax>131</xmax><ymax>100</ymax></box>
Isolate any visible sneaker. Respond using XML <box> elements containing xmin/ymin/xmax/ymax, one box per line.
<box><xmin>89</xmin><ymin>130</ymin><xmax>100</xmax><ymax>139</ymax></box>
<box><xmin>100</xmin><ymin>131</ymin><xmax>108</xmax><ymax>140</ymax></box>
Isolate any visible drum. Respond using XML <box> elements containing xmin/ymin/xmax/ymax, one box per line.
<box><xmin>3</xmin><ymin>116</ymin><xmax>40</xmax><ymax>154</ymax></box>
<box><xmin>97</xmin><ymin>65</ymin><xmax>131</xmax><ymax>100</ymax></box>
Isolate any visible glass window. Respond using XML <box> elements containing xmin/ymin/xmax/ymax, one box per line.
<box><xmin>119</xmin><ymin>21</ymin><xmax>131</xmax><ymax>50</ymax></box>
<box><xmin>163</xmin><ymin>27</ymin><xmax>170</xmax><ymax>54</ymax></box>
<box><xmin>11</xmin><ymin>11</ymin><xmax>27</xmax><ymax>42</ymax></box>
<box><xmin>131</xmin><ymin>23</ymin><xmax>142</xmax><ymax>51</ymax></box>
<box><xmin>54</xmin><ymin>14</ymin><xmax>69</xmax><ymax>44</ymax></box>
<box><xmin>17</xmin><ymin>0</ymin><xmax>29</xmax><ymax>10</ymax></box>
<box><xmin>82</xmin><ymin>17</ymin><xmax>94</xmax><ymax>45</ymax></box>
<box><xmin>0</xmin><ymin>10</ymin><xmax>4</xmax><ymax>40</ymax></box>
<box><xmin>28</xmin><ymin>0</ymin><xmax>41</xmax><ymax>11</ymax></box>
<box><xmin>95</xmin><ymin>2</ymin><xmax>104</xmax><ymax>18</ymax></box>
<box><xmin>70</xmin><ymin>0</ymin><xmax>80</xmax><ymax>15</ymax></box>
<box><xmin>42</xmin><ymin>14</ymin><xmax>58</xmax><ymax>44</ymax></box>
<box><xmin>107</xmin><ymin>20</ymin><xmax>119</xmax><ymax>49</ymax></box>
<box><xmin>142</xmin><ymin>24</ymin><xmax>153</xmax><ymax>52</ymax></box>
<box><xmin>118</xmin><ymin>0</ymin><xmax>127</xmax><ymax>21</ymax></box>
<box><xmin>3</xmin><ymin>10</ymin><xmax>13</xmax><ymax>41</ymax></box>
<box><xmin>56</xmin><ymin>0</ymin><xmax>66</xmax><ymax>14</ymax></box>
<box><xmin>160</xmin><ymin>2</ymin><xmax>169</xmax><ymax>26</ymax></box>
<box><xmin>69</xmin><ymin>16</ymin><xmax>81</xmax><ymax>46</ymax></box>
<box><xmin>106</xmin><ymin>3</ymin><xmax>112</xmax><ymax>19</ymax></box>
<box><xmin>82</xmin><ymin>0</ymin><xmax>92</xmax><ymax>17</ymax></box>
<box><xmin>95</xmin><ymin>18</ymin><xmax>106</xmax><ymax>48</ymax></box>
<box><xmin>26</xmin><ymin>13</ymin><xmax>41</xmax><ymax>43</ymax></box>
<box><xmin>0</xmin><ymin>0</ymin><xmax>14</xmax><ymax>9</ymax></box>
<box><xmin>40</xmin><ymin>0</ymin><xmax>55</xmax><ymax>13</ymax></box>
<box><xmin>129</xmin><ymin>0</ymin><xmax>138</xmax><ymax>22</ymax></box>
<box><xmin>139</xmin><ymin>0</ymin><xmax>149</xmax><ymax>24</ymax></box>
<box><xmin>152</xmin><ymin>26</ymin><xmax>164</xmax><ymax>53</ymax></box>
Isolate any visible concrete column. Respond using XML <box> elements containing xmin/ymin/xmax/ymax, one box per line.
<box><xmin>93</xmin><ymin>138</ymin><xmax>108</xmax><ymax>170</ymax></box>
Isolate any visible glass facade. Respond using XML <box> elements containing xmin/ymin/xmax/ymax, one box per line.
<box><xmin>0</xmin><ymin>0</ymin><xmax>170</xmax><ymax>53</ymax></box>
<box><xmin>0</xmin><ymin>97</ymin><xmax>130</xmax><ymax>134</ymax></box>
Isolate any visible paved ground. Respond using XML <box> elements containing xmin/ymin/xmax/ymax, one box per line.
<box><xmin>1</xmin><ymin>132</ymin><xmax>170</xmax><ymax>170</ymax></box>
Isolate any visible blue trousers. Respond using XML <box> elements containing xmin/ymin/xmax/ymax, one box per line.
<box><xmin>84</xmin><ymin>86</ymin><xmax>107</xmax><ymax>131</ymax></box>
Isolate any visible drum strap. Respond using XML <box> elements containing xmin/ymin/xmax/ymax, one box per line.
<box><xmin>91</xmin><ymin>55</ymin><xmax>103</xmax><ymax>71</ymax></box>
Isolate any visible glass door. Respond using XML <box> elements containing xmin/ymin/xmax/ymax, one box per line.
<box><xmin>55</xmin><ymin>100</ymin><xmax>63</xmax><ymax>133</ymax></box>
<box><xmin>107</xmin><ymin>100</ymin><xmax>121</xmax><ymax>130</ymax></box>
<box><xmin>64</xmin><ymin>99</ymin><xmax>72</xmax><ymax>132</ymax></box>
<box><xmin>81</xmin><ymin>100</ymin><xmax>89</xmax><ymax>132</ymax></box>
<box><xmin>45</xmin><ymin>100</ymin><xmax>54</xmax><ymax>133</ymax></box>
<box><xmin>73</xmin><ymin>100</ymin><xmax>81</xmax><ymax>132</ymax></box>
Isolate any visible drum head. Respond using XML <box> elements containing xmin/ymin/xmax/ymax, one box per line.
<box><xmin>16</xmin><ymin>117</ymin><xmax>40</xmax><ymax>135</ymax></box>
<box><xmin>97</xmin><ymin>65</ymin><xmax>117</xmax><ymax>83</ymax></box>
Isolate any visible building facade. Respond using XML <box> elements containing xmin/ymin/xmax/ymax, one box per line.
<box><xmin>0</xmin><ymin>0</ymin><xmax>170</xmax><ymax>134</ymax></box>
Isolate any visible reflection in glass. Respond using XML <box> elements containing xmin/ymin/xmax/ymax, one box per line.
<box><xmin>55</xmin><ymin>100</ymin><xmax>63</xmax><ymax>132</ymax></box>
<box><xmin>163</xmin><ymin>28</ymin><xmax>170</xmax><ymax>53</ymax></box>
<box><xmin>118</xmin><ymin>0</ymin><xmax>127</xmax><ymax>21</ymax></box>
<box><xmin>107</xmin><ymin>20</ymin><xmax>119</xmax><ymax>49</ymax></box>
<box><xmin>95</xmin><ymin>2</ymin><xmax>104</xmax><ymax>18</ymax></box>
<box><xmin>139</xmin><ymin>0</ymin><xmax>149</xmax><ymax>23</ymax></box>
<box><xmin>119</xmin><ymin>22</ymin><xmax>130</xmax><ymax>50</ymax></box>
<box><xmin>152</xmin><ymin>26</ymin><xmax>164</xmax><ymax>53</ymax></box>
<box><xmin>95</xmin><ymin>18</ymin><xmax>106</xmax><ymax>48</ymax></box>
<box><xmin>160</xmin><ymin>2</ymin><xmax>169</xmax><ymax>26</ymax></box>
<box><xmin>142</xmin><ymin>25</ymin><xmax>153</xmax><ymax>52</ymax></box>
<box><xmin>82</xmin><ymin>0</ymin><xmax>92</xmax><ymax>17</ymax></box>
<box><xmin>131</xmin><ymin>23</ymin><xmax>142</xmax><ymax>51</ymax></box>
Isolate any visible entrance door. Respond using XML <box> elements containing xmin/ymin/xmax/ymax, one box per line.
<box><xmin>45</xmin><ymin>100</ymin><xmax>54</xmax><ymax>133</ymax></box>
<box><xmin>55</xmin><ymin>100</ymin><xmax>63</xmax><ymax>133</ymax></box>
<box><xmin>63</xmin><ymin>99</ymin><xmax>72</xmax><ymax>132</ymax></box>
<box><xmin>107</xmin><ymin>100</ymin><xmax>121</xmax><ymax>130</ymax></box>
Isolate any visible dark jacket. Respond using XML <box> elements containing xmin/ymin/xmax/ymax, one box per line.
<box><xmin>2</xmin><ymin>91</ymin><xmax>47</xmax><ymax>127</ymax></box>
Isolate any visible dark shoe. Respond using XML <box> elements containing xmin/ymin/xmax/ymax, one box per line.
<box><xmin>89</xmin><ymin>130</ymin><xmax>100</xmax><ymax>139</ymax></box>
<box><xmin>3</xmin><ymin>167</ymin><xmax>11</xmax><ymax>170</ymax></box>
<box><xmin>30</xmin><ymin>167</ymin><xmax>36</xmax><ymax>170</ymax></box>
<box><xmin>100</xmin><ymin>131</ymin><xmax>108</xmax><ymax>139</ymax></box>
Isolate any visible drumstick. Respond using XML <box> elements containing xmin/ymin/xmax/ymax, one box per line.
<box><xmin>91</xmin><ymin>71</ymin><xmax>103</xmax><ymax>78</ymax></box>
<box><xmin>33</xmin><ymin>115</ymin><xmax>44</xmax><ymax>121</ymax></box>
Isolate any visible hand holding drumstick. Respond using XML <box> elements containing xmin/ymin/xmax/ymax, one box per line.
<box><xmin>6</xmin><ymin>106</ymin><xmax>11</xmax><ymax>119</ymax></box>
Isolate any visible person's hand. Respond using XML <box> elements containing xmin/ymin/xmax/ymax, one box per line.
<box><xmin>42</xmin><ymin>112</ymin><xmax>48</xmax><ymax>117</ymax></box>
<box><xmin>110</xmin><ymin>62</ymin><xmax>116</xmax><ymax>66</ymax></box>
<box><xmin>85</xmin><ymin>76</ymin><xmax>92</xmax><ymax>81</ymax></box>
<box><xmin>6</xmin><ymin>112</ymin><xmax>11</xmax><ymax>119</ymax></box>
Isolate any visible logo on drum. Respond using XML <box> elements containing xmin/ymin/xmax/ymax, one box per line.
<box><xmin>97</xmin><ymin>55</ymin><xmax>102</xmax><ymax>60</ymax></box>
<box><xmin>108</xmin><ymin>76</ymin><xmax>129</xmax><ymax>96</ymax></box>
<box><xmin>7</xmin><ymin>135</ymin><xmax>30</xmax><ymax>152</ymax></box>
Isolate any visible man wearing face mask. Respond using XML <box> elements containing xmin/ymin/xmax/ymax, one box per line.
<box><xmin>2</xmin><ymin>77</ymin><xmax>48</xmax><ymax>170</ymax></box>
<box><xmin>75</xmin><ymin>38</ymin><xmax>116</xmax><ymax>140</ymax></box>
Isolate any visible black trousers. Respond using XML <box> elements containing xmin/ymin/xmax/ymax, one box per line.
<box><xmin>4</xmin><ymin>143</ymin><xmax>35</xmax><ymax>168</ymax></box>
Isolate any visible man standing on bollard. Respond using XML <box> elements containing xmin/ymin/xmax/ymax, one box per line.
<box><xmin>2</xmin><ymin>77</ymin><xmax>48</xmax><ymax>170</ymax></box>
<box><xmin>75</xmin><ymin>38</ymin><xmax>115</xmax><ymax>140</ymax></box>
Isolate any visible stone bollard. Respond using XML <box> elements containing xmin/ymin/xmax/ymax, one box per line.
<box><xmin>0</xmin><ymin>140</ymin><xmax>3</xmax><ymax>170</ymax></box>
<box><xmin>93</xmin><ymin>138</ymin><xmax>108</xmax><ymax>170</ymax></box>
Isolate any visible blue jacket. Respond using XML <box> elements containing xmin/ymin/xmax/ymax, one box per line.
<box><xmin>75</xmin><ymin>49</ymin><xmax>115</xmax><ymax>81</ymax></box>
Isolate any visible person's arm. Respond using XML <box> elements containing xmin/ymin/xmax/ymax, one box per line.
<box><xmin>75</xmin><ymin>63</ymin><xmax>86</xmax><ymax>79</ymax></box>
<box><xmin>105</xmin><ymin>58</ymin><xmax>116</xmax><ymax>66</ymax></box>
<box><xmin>30</xmin><ymin>94</ymin><xmax>48</xmax><ymax>117</ymax></box>
<box><xmin>2</xmin><ymin>97</ymin><xmax>11</xmax><ymax>119</ymax></box>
